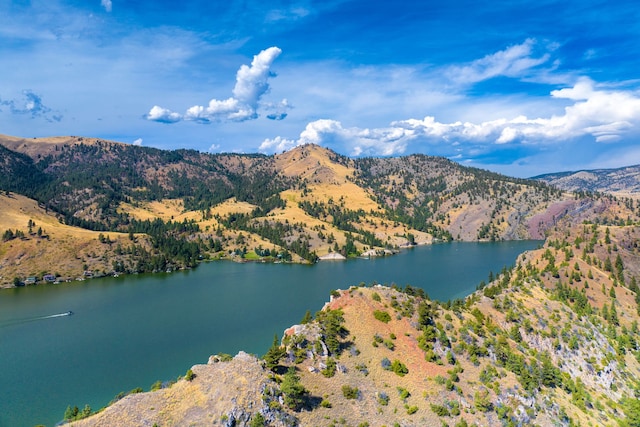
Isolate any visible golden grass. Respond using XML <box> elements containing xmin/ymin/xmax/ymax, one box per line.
<box><xmin>0</xmin><ymin>193</ymin><xmax>134</xmax><ymax>286</ymax></box>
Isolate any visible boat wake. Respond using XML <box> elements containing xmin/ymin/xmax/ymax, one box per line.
<box><xmin>0</xmin><ymin>311</ymin><xmax>73</xmax><ymax>328</ymax></box>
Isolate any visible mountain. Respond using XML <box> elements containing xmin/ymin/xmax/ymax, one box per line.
<box><xmin>533</xmin><ymin>164</ymin><xmax>640</xmax><ymax>196</ymax></box>
<box><xmin>1</xmin><ymin>134</ymin><xmax>637</xmax><ymax>287</ymax></box>
<box><xmin>69</xmin><ymin>223</ymin><xmax>640</xmax><ymax>426</ymax></box>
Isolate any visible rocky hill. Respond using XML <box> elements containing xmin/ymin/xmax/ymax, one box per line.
<box><xmin>70</xmin><ymin>221</ymin><xmax>640</xmax><ymax>426</ymax></box>
<box><xmin>1</xmin><ymin>133</ymin><xmax>639</xmax><ymax>287</ymax></box>
<box><xmin>533</xmin><ymin>164</ymin><xmax>640</xmax><ymax>196</ymax></box>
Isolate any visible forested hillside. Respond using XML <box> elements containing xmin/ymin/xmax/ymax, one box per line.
<box><xmin>1</xmin><ymin>134</ymin><xmax>639</xmax><ymax>287</ymax></box>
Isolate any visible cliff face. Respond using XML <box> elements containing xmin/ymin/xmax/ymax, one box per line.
<box><xmin>72</xmin><ymin>223</ymin><xmax>640</xmax><ymax>427</ymax></box>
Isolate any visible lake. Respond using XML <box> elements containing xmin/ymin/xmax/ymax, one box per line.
<box><xmin>0</xmin><ymin>240</ymin><xmax>539</xmax><ymax>426</ymax></box>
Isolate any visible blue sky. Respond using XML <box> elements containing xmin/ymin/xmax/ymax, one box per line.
<box><xmin>1</xmin><ymin>0</ymin><xmax>639</xmax><ymax>177</ymax></box>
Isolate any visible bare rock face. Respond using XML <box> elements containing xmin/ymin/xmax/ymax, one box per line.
<box><xmin>72</xmin><ymin>352</ymin><xmax>297</xmax><ymax>427</ymax></box>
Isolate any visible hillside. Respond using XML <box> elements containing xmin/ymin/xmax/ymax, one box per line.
<box><xmin>70</xmin><ymin>221</ymin><xmax>640</xmax><ymax>426</ymax></box>
<box><xmin>0</xmin><ymin>192</ymin><xmax>149</xmax><ymax>283</ymax></box>
<box><xmin>1</xmin><ymin>133</ymin><xmax>639</xmax><ymax>287</ymax></box>
<box><xmin>533</xmin><ymin>165</ymin><xmax>640</xmax><ymax>197</ymax></box>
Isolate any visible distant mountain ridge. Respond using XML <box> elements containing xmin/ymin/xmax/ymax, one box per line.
<box><xmin>533</xmin><ymin>164</ymin><xmax>640</xmax><ymax>195</ymax></box>
<box><xmin>0</xmin><ymin>133</ymin><xmax>637</xmax><ymax>286</ymax></box>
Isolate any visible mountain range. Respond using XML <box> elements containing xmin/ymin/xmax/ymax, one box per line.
<box><xmin>533</xmin><ymin>165</ymin><xmax>640</xmax><ymax>195</ymax></box>
<box><xmin>1</xmin><ymin>133</ymin><xmax>635</xmax><ymax>287</ymax></box>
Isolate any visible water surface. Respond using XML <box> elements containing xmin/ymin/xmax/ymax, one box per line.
<box><xmin>0</xmin><ymin>240</ymin><xmax>539</xmax><ymax>426</ymax></box>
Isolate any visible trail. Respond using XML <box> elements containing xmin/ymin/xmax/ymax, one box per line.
<box><xmin>0</xmin><ymin>311</ymin><xmax>73</xmax><ymax>328</ymax></box>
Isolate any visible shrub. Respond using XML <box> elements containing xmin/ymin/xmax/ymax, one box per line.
<box><xmin>184</xmin><ymin>369</ymin><xmax>195</xmax><ymax>381</ymax></box>
<box><xmin>249</xmin><ymin>413</ymin><xmax>266</xmax><ymax>427</ymax></box>
<box><xmin>372</xmin><ymin>292</ymin><xmax>382</xmax><ymax>302</ymax></box>
<box><xmin>397</xmin><ymin>387</ymin><xmax>410</xmax><ymax>400</ymax></box>
<box><xmin>322</xmin><ymin>357</ymin><xmax>337</xmax><ymax>378</ymax></box>
<box><xmin>373</xmin><ymin>310</ymin><xmax>392</xmax><ymax>323</ymax></box>
<box><xmin>474</xmin><ymin>389</ymin><xmax>493</xmax><ymax>412</ymax></box>
<box><xmin>342</xmin><ymin>385</ymin><xmax>359</xmax><ymax>399</ymax></box>
<box><xmin>377</xmin><ymin>391</ymin><xmax>389</xmax><ymax>405</ymax></box>
<box><xmin>406</xmin><ymin>405</ymin><xmax>419</xmax><ymax>415</ymax></box>
<box><xmin>391</xmin><ymin>359</ymin><xmax>409</xmax><ymax>376</ymax></box>
<box><xmin>430</xmin><ymin>403</ymin><xmax>450</xmax><ymax>416</ymax></box>
<box><xmin>320</xmin><ymin>399</ymin><xmax>332</xmax><ymax>408</ymax></box>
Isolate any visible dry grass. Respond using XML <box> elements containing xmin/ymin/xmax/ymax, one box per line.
<box><xmin>0</xmin><ymin>193</ymin><xmax>135</xmax><ymax>286</ymax></box>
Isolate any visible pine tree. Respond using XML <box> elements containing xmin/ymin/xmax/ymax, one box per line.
<box><xmin>281</xmin><ymin>367</ymin><xmax>308</xmax><ymax>410</ymax></box>
<box><xmin>263</xmin><ymin>334</ymin><xmax>285</xmax><ymax>371</ymax></box>
<box><xmin>300</xmin><ymin>310</ymin><xmax>312</xmax><ymax>324</ymax></box>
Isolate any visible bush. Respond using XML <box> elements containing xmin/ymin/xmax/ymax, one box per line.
<box><xmin>322</xmin><ymin>357</ymin><xmax>337</xmax><ymax>378</ymax></box>
<box><xmin>249</xmin><ymin>413</ymin><xmax>266</xmax><ymax>427</ymax></box>
<box><xmin>397</xmin><ymin>387</ymin><xmax>410</xmax><ymax>400</ymax></box>
<box><xmin>430</xmin><ymin>403</ymin><xmax>450</xmax><ymax>416</ymax></box>
<box><xmin>377</xmin><ymin>391</ymin><xmax>389</xmax><ymax>405</ymax></box>
<box><xmin>391</xmin><ymin>359</ymin><xmax>409</xmax><ymax>376</ymax></box>
<box><xmin>406</xmin><ymin>405</ymin><xmax>419</xmax><ymax>415</ymax></box>
<box><xmin>372</xmin><ymin>292</ymin><xmax>382</xmax><ymax>302</ymax></box>
<box><xmin>342</xmin><ymin>385</ymin><xmax>359</xmax><ymax>399</ymax></box>
<box><xmin>320</xmin><ymin>399</ymin><xmax>332</xmax><ymax>408</ymax></box>
<box><xmin>373</xmin><ymin>310</ymin><xmax>392</xmax><ymax>323</ymax></box>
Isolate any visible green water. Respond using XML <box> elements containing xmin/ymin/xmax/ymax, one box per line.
<box><xmin>0</xmin><ymin>240</ymin><xmax>539</xmax><ymax>426</ymax></box>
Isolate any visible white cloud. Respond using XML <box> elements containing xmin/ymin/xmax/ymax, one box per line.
<box><xmin>260</xmin><ymin>119</ymin><xmax>414</xmax><ymax>156</ymax></box>
<box><xmin>145</xmin><ymin>105</ymin><xmax>182</xmax><ymax>123</ymax></box>
<box><xmin>446</xmin><ymin>39</ymin><xmax>552</xmax><ymax>85</ymax></box>
<box><xmin>101</xmin><ymin>0</ymin><xmax>112</xmax><ymax>13</ymax></box>
<box><xmin>146</xmin><ymin>47</ymin><xmax>286</xmax><ymax>124</ymax></box>
<box><xmin>261</xmin><ymin>78</ymin><xmax>640</xmax><ymax>156</ymax></box>
<box><xmin>132</xmin><ymin>138</ymin><xmax>143</xmax><ymax>146</ymax></box>
<box><xmin>259</xmin><ymin>136</ymin><xmax>298</xmax><ymax>153</ymax></box>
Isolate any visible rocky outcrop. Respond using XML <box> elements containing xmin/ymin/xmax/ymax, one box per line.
<box><xmin>71</xmin><ymin>352</ymin><xmax>297</xmax><ymax>427</ymax></box>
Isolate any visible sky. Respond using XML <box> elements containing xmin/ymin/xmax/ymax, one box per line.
<box><xmin>1</xmin><ymin>0</ymin><xmax>639</xmax><ymax>177</ymax></box>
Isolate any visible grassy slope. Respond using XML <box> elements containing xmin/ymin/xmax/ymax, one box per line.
<box><xmin>0</xmin><ymin>192</ymin><xmax>145</xmax><ymax>284</ymax></box>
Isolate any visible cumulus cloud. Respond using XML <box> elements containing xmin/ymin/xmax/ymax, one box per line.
<box><xmin>446</xmin><ymin>39</ymin><xmax>552</xmax><ymax>85</ymax></box>
<box><xmin>132</xmin><ymin>138</ymin><xmax>143</xmax><ymax>146</ymax></box>
<box><xmin>101</xmin><ymin>0</ymin><xmax>112</xmax><ymax>12</ymax></box>
<box><xmin>260</xmin><ymin>119</ymin><xmax>414</xmax><ymax>156</ymax></box>
<box><xmin>146</xmin><ymin>105</ymin><xmax>181</xmax><ymax>123</ymax></box>
<box><xmin>0</xmin><ymin>90</ymin><xmax>62</xmax><ymax>122</ymax></box>
<box><xmin>259</xmin><ymin>136</ymin><xmax>298</xmax><ymax>153</ymax></box>
<box><xmin>261</xmin><ymin>78</ymin><xmax>640</xmax><ymax>156</ymax></box>
<box><xmin>146</xmin><ymin>47</ymin><xmax>286</xmax><ymax>124</ymax></box>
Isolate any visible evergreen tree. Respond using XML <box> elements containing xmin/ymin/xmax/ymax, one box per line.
<box><xmin>300</xmin><ymin>310</ymin><xmax>313</xmax><ymax>324</ymax></box>
<box><xmin>281</xmin><ymin>367</ymin><xmax>308</xmax><ymax>410</ymax></box>
<box><xmin>263</xmin><ymin>334</ymin><xmax>285</xmax><ymax>371</ymax></box>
